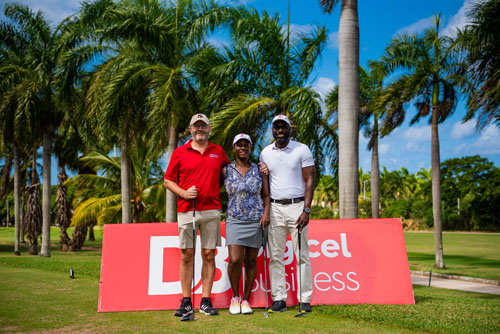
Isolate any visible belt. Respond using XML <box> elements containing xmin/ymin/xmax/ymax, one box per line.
<box><xmin>270</xmin><ymin>197</ymin><xmax>305</xmax><ymax>205</ymax></box>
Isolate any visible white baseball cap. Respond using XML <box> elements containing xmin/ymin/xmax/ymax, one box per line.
<box><xmin>232</xmin><ymin>133</ymin><xmax>253</xmax><ymax>145</ymax></box>
<box><xmin>190</xmin><ymin>113</ymin><xmax>210</xmax><ymax>126</ymax></box>
<box><xmin>271</xmin><ymin>114</ymin><xmax>291</xmax><ymax>126</ymax></box>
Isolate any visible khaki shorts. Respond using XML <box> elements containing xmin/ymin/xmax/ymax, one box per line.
<box><xmin>177</xmin><ymin>210</ymin><xmax>221</xmax><ymax>249</ymax></box>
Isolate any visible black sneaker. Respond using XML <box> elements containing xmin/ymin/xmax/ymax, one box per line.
<box><xmin>200</xmin><ymin>297</ymin><xmax>218</xmax><ymax>316</ymax></box>
<box><xmin>270</xmin><ymin>300</ymin><xmax>287</xmax><ymax>312</ymax></box>
<box><xmin>174</xmin><ymin>298</ymin><xmax>193</xmax><ymax>317</ymax></box>
<box><xmin>299</xmin><ymin>303</ymin><xmax>312</xmax><ymax>313</ymax></box>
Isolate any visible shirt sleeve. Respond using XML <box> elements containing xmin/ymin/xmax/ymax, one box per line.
<box><xmin>164</xmin><ymin>149</ymin><xmax>180</xmax><ymax>181</ymax></box>
<box><xmin>301</xmin><ymin>144</ymin><xmax>314</xmax><ymax>168</ymax></box>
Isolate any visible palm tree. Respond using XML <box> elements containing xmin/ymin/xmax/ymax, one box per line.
<box><xmin>0</xmin><ymin>150</ymin><xmax>13</xmax><ymax>229</ymax></box>
<box><xmin>455</xmin><ymin>0</ymin><xmax>500</xmax><ymax>128</ymax></box>
<box><xmin>78</xmin><ymin>0</ymin><xmax>233</xmax><ymax>223</ymax></box>
<box><xmin>205</xmin><ymin>9</ymin><xmax>335</xmax><ymax>176</ymax></box>
<box><xmin>52</xmin><ymin>114</ymin><xmax>95</xmax><ymax>250</ymax></box>
<box><xmin>326</xmin><ymin>63</ymin><xmax>392</xmax><ymax>218</ymax></box>
<box><xmin>380</xmin><ymin>15</ymin><xmax>465</xmax><ymax>268</ymax></box>
<box><xmin>144</xmin><ymin>0</ymin><xmax>232</xmax><ymax>222</ymax></box>
<box><xmin>0</xmin><ymin>3</ymin><xmax>76</xmax><ymax>257</ymax></box>
<box><xmin>320</xmin><ymin>0</ymin><xmax>360</xmax><ymax>219</ymax></box>
<box><xmin>24</xmin><ymin>150</ymin><xmax>42</xmax><ymax>255</ymax></box>
<box><xmin>0</xmin><ymin>7</ymin><xmax>42</xmax><ymax>255</ymax></box>
<box><xmin>313</xmin><ymin>174</ymin><xmax>338</xmax><ymax>211</ymax></box>
<box><xmin>0</xmin><ymin>78</ymin><xmax>23</xmax><ymax>255</ymax></box>
<box><xmin>67</xmin><ymin>138</ymin><xmax>166</xmax><ymax>227</ymax></box>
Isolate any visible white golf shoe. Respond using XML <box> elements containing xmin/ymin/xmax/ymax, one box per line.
<box><xmin>229</xmin><ymin>296</ymin><xmax>241</xmax><ymax>315</ymax></box>
<box><xmin>241</xmin><ymin>300</ymin><xmax>253</xmax><ymax>314</ymax></box>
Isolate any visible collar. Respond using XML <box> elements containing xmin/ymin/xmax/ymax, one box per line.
<box><xmin>230</xmin><ymin>161</ymin><xmax>255</xmax><ymax>168</ymax></box>
<box><xmin>271</xmin><ymin>139</ymin><xmax>294</xmax><ymax>151</ymax></box>
<box><xmin>186</xmin><ymin>139</ymin><xmax>214</xmax><ymax>152</ymax></box>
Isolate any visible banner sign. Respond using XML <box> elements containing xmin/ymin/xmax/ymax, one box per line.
<box><xmin>98</xmin><ymin>219</ymin><xmax>414</xmax><ymax>312</ymax></box>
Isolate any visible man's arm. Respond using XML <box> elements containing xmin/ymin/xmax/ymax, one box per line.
<box><xmin>295</xmin><ymin>165</ymin><xmax>315</xmax><ymax>233</ymax></box>
<box><xmin>260</xmin><ymin>172</ymin><xmax>271</xmax><ymax>227</ymax></box>
<box><xmin>164</xmin><ymin>179</ymin><xmax>197</xmax><ymax>200</ymax></box>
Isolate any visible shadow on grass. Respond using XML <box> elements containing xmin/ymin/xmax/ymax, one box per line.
<box><xmin>0</xmin><ymin>243</ymin><xmax>101</xmax><ymax>254</ymax></box>
<box><xmin>408</xmin><ymin>252</ymin><xmax>500</xmax><ymax>269</ymax></box>
<box><xmin>413</xmin><ymin>294</ymin><xmax>435</xmax><ymax>304</ymax></box>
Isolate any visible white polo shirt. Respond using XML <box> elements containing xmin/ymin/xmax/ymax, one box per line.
<box><xmin>259</xmin><ymin>140</ymin><xmax>314</xmax><ymax>200</ymax></box>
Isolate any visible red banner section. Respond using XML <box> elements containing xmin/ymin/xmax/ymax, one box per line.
<box><xmin>98</xmin><ymin>219</ymin><xmax>414</xmax><ymax>312</ymax></box>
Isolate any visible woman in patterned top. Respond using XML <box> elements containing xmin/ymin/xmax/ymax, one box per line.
<box><xmin>222</xmin><ymin>133</ymin><xmax>270</xmax><ymax>315</ymax></box>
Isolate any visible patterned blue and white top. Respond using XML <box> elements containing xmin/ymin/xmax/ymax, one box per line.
<box><xmin>224</xmin><ymin>162</ymin><xmax>263</xmax><ymax>221</ymax></box>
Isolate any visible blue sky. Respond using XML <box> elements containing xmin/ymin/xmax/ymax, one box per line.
<box><xmin>2</xmin><ymin>0</ymin><xmax>499</xmax><ymax>183</ymax></box>
<box><xmin>241</xmin><ymin>0</ymin><xmax>500</xmax><ymax>174</ymax></box>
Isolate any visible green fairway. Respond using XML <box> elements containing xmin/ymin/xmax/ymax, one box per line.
<box><xmin>0</xmin><ymin>227</ymin><xmax>499</xmax><ymax>333</ymax></box>
<box><xmin>404</xmin><ymin>232</ymin><xmax>500</xmax><ymax>280</ymax></box>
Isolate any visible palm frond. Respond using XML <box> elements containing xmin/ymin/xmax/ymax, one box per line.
<box><xmin>210</xmin><ymin>95</ymin><xmax>277</xmax><ymax>150</ymax></box>
<box><xmin>71</xmin><ymin>194</ymin><xmax>121</xmax><ymax>226</ymax></box>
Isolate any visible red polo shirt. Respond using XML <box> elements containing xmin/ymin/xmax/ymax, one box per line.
<box><xmin>165</xmin><ymin>140</ymin><xmax>230</xmax><ymax>213</ymax></box>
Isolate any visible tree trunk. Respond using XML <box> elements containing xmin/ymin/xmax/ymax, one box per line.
<box><xmin>14</xmin><ymin>145</ymin><xmax>21</xmax><ymax>255</ymax></box>
<box><xmin>6</xmin><ymin>198</ymin><xmax>9</xmax><ymax>227</ymax></box>
<box><xmin>40</xmin><ymin>130</ymin><xmax>52</xmax><ymax>257</ymax></box>
<box><xmin>20</xmin><ymin>190</ymin><xmax>26</xmax><ymax>243</ymax></box>
<box><xmin>88</xmin><ymin>223</ymin><xmax>95</xmax><ymax>241</ymax></box>
<box><xmin>166</xmin><ymin>123</ymin><xmax>178</xmax><ymax>223</ymax></box>
<box><xmin>70</xmin><ymin>223</ymin><xmax>89</xmax><ymax>251</ymax></box>
<box><xmin>338</xmin><ymin>0</ymin><xmax>360</xmax><ymax>219</ymax></box>
<box><xmin>121</xmin><ymin>123</ymin><xmax>132</xmax><ymax>224</ymax></box>
<box><xmin>25</xmin><ymin>151</ymin><xmax>42</xmax><ymax>255</ymax></box>
<box><xmin>371</xmin><ymin>117</ymin><xmax>380</xmax><ymax>218</ymax></box>
<box><xmin>431</xmin><ymin>106</ymin><xmax>445</xmax><ymax>268</ymax></box>
<box><xmin>56</xmin><ymin>166</ymin><xmax>71</xmax><ymax>251</ymax></box>
<box><xmin>0</xmin><ymin>152</ymin><xmax>12</xmax><ymax>202</ymax></box>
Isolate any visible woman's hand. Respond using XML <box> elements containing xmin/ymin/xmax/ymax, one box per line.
<box><xmin>259</xmin><ymin>212</ymin><xmax>270</xmax><ymax>228</ymax></box>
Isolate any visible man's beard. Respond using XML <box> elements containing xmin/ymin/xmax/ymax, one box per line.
<box><xmin>274</xmin><ymin>134</ymin><xmax>289</xmax><ymax>145</ymax></box>
<box><xmin>194</xmin><ymin>133</ymin><xmax>208</xmax><ymax>141</ymax></box>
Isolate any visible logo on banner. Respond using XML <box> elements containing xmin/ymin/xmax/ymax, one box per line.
<box><xmin>148</xmin><ymin>236</ymin><xmax>230</xmax><ymax>295</ymax></box>
<box><xmin>147</xmin><ymin>233</ymin><xmax>357</xmax><ymax>295</ymax></box>
<box><xmin>98</xmin><ymin>219</ymin><xmax>415</xmax><ymax>312</ymax></box>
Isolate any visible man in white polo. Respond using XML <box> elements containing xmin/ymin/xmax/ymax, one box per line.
<box><xmin>259</xmin><ymin>114</ymin><xmax>315</xmax><ymax>313</ymax></box>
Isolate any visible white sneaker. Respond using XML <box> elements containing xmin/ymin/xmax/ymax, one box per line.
<box><xmin>241</xmin><ymin>300</ymin><xmax>253</xmax><ymax>314</ymax></box>
<box><xmin>229</xmin><ymin>296</ymin><xmax>241</xmax><ymax>315</ymax></box>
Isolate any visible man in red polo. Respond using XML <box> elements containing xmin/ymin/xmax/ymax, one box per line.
<box><xmin>164</xmin><ymin>113</ymin><xmax>230</xmax><ymax>317</ymax></box>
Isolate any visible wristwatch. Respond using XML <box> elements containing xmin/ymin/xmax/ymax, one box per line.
<box><xmin>303</xmin><ymin>207</ymin><xmax>311</xmax><ymax>214</ymax></box>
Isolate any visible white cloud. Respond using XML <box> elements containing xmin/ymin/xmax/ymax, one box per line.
<box><xmin>403</xmin><ymin>126</ymin><xmax>431</xmax><ymax>141</ymax></box>
<box><xmin>441</xmin><ymin>0</ymin><xmax>479</xmax><ymax>37</ymax></box>
<box><xmin>283</xmin><ymin>24</ymin><xmax>316</xmax><ymax>39</ymax></box>
<box><xmin>454</xmin><ymin>143</ymin><xmax>467</xmax><ymax>154</ymax></box>
<box><xmin>359</xmin><ymin>133</ymin><xmax>369</xmax><ymax>145</ymax></box>
<box><xmin>312</xmin><ymin>77</ymin><xmax>336</xmax><ymax>101</ymax></box>
<box><xmin>395</xmin><ymin>0</ymin><xmax>481</xmax><ymax>40</ymax></box>
<box><xmin>405</xmin><ymin>142</ymin><xmax>425</xmax><ymax>152</ymax></box>
<box><xmin>231</xmin><ymin>0</ymin><xmax>256</xmax><ymax>5</ymax></box>
<box><xmin>379</xmin><ymin>143</ymin><xmax>390</xmax><ymax>155</ymax></box>
<box><xmin>469</xmin><ymin>124</ymin><xmax>500</xmax><ymax>154</ymax></box>
<box><xmin>205</xmin><ymin>36</ymin><xmax>231</xmax><ymax>49</ymax></box>
<box><xmin>1</xmin><ymin>0</ymin><xmax>81</xmax><ymax>25</ymax></box>
<box><xmin>450</xmin><ymin>120</ymin><xmax>476</xmax><ymax>139</ymax></box>
<box><xmin>215</xmin><ymin>0</ymin><xmax>256</xmax><ymax>6</ymax></box>
<box><xmin>328</xmin><ymin>31</ymin><xmax>338</xmax><ymax>49</ymax></box>
<box><xmin>395</xmin><ymin>16</ymin><xmax>435</xmax><ymax>37</ymax></box>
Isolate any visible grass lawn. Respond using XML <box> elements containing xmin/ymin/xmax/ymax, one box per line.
<box><xmin>404</xmin><ymin>231</ymin><xmax>500</xmax><ymax>280</ymax></box>
<box><xmin>0</xmin><ymin>227</ymin><xmax>499</xmax><ymax>333</ymax></box>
